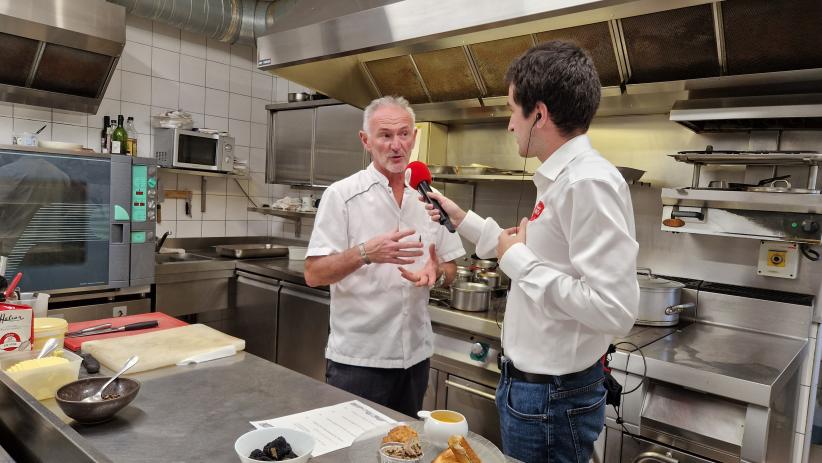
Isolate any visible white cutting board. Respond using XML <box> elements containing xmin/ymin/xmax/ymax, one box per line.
<box><xmin>81</xmin><ymin>324</ymin><xmax>245</xmax><ymax>373</ymax></box>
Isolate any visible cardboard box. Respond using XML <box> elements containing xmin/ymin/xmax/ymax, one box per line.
<box><xmin>0</xmin><ymin>302</ymin><xmax>33</xmax><ymax>352</ymax></box>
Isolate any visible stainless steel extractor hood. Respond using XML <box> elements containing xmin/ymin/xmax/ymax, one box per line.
<box><xmin>670</xmin><ymin>93</ymin><xmax>822</xmax><ymax>133</ymax></box>
<box><xmin>0</xmin><ymin>0</ymin><xmax>126</xmax><ymax>114</ymax></box>
<box><xmin>256</xmin><ymin>0</ymin><xmax>822</xmax><ymax>123</ymax></box>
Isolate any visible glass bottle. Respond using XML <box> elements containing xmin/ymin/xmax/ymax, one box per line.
<box><xmin>111</xmin><ymin>115</ymin><xmax>127</xmax><ymax>154</ymax></box>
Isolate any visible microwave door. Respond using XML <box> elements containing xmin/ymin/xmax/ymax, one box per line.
<box><xmin>174</xmin><ymin>132</ymin><xmax>220</xmax><ymax>171</ymax></box>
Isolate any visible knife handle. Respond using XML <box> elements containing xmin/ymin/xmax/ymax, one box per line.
<box><xmin>124</xmin><ymin>320</ymin><xmax>159</xmax><ymax>331</ymax></box>
<box><xmin>81</xmin><ymin>353</ymin><xmax>100</xmax><ymax>374</ymax></box>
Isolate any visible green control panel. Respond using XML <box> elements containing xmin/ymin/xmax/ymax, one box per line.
<box><xmin>131</xmin><ymin>231</ymin><xmax>146</xmax><ymax>243</ymax></box>
<box><xmin>132</xmin><ymin>165</ymin><xmax>147</xmax><ymax>222</ymax></box>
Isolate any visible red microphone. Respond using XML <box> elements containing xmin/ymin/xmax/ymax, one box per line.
<box><xmin>406</xmin><ymin>161</ymin><xmax>456</xmax><ymax>233</ymax></box>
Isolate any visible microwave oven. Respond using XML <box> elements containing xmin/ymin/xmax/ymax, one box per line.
<box><xmin>154</xmin><ymin>128</ymin><xmax>235</xmax><ymax>172</ymax></box>
<box><xmin>0</xmin><ymin>147</ymin><xmax>156</xmax><ymax>292</ymax></box>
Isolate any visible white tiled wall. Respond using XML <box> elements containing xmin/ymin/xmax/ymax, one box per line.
<box><xmin>0</xmin><ymin>15</ymin><xmax>314</xmax><ymax>240</ymax></box>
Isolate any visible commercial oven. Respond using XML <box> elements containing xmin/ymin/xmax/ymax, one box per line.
<box><xmin>0</xmin><ymin>146</ymin><xmax>156</xmax><ymax>292</ymax></box>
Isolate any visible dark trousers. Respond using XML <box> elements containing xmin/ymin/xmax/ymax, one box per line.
<box><xmin>325</xmin><ymin>358</ymin><xmax>430</xmax><ymax>417</ymax></box>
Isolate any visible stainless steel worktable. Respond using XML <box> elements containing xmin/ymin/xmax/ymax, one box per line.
<box><xmin>609</xmin><ymin>323</ymin><xmax>807</xmax><ymax>407</ymax></box>
<box><xmin>40</xmin><ymin>352</ymin><xmax>519</xmax><ymax>462</ymax></box>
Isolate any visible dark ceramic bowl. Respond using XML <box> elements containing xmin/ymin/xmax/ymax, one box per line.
<box><xmin>55</xmin><ymin>377</ymin><xmax>140</xmax><ymax>424</ymax></box>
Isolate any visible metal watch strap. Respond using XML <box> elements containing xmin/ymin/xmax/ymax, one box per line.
<box><xmin>434</xmin><ymin>271</ymin><xmax>446</xmax><ymax>287</ymax></box>
<box><xmin>358</xmin><ymin>242</ymin><xmax>371</xmax><ymax>265</ymax></box>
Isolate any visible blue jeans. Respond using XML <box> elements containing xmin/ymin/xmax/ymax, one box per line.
<box><xmin>496</xmin><ymin>360</ymin><xmax>606</xmax><ymax>463</ymax></box>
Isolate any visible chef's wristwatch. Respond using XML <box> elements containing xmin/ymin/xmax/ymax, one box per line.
<box><xmin>358</xmin><ymin>242</ymin><xmax>371</xmax><ymax>265</ymax></box>
<box><xmin>434</xmin><ymin>272</ymin><xmax>447</xmax><ymax>288</ymax></box>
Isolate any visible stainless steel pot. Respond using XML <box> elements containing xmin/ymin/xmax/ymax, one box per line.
<box><xmin>636</xmin><ymin>268</ymin><xmax>694</xmax><ymax>327</ymax></box>
<box><xmin>476</xmin><ymin>271</ymin><xmax>500</xmax><ymax>288</ymax></box>
<box><xmin>450</xmin><ymin>282</ymin><xmax>491</xmax><ymax>312</ymax></box>
<box><xmin>287</xmin><ymin>92</ymin><xmax>310</xmax><ymax>102</ymax></box>
<box><xmin>455</xmin><ymin>267</ymin><xmax>473</xmax><ymax>284</ymax></box>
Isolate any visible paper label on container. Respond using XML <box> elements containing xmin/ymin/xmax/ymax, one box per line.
<box><xmin>111</xmin><ymin>140</ymin><xmax>121</xmax><ymax>154</ymax></box>
<box><xmin>250</xmin><ymin>400</ymin><xmax>397</xmax><ymax>456</ymax></box>
<box><xmin>0</xmin><ymin>304</ymin><xmax>33</xmax><ymax>351</ymax></box>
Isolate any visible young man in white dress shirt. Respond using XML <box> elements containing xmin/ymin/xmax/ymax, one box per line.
<box><xmin>304</xmin><ymin>96</ymin><xmax>464</xmax><ymax>417</ymax></box>
<box><xmin>424</xmin><ymin>41</ymin><xmax>640</xmax><ymax>462</ymax></box>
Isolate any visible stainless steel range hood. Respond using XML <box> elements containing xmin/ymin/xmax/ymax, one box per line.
<box><xmin>670</xmin><ymin>93</ymin><xmax>822</xmax><ymax>133</ymax></box>
<box><xmin>0</xmin><ymin>0</ymin><xmax>126</xmax><ymax>114</ymax></box>
<box><xmin>256</xmin><ymin>0</ymin><xmax>822</xmax><ymax>123</ymax></box>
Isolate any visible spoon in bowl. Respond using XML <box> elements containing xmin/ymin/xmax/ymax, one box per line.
<box><xmin>82</xmin><ymin>355</ymin><xmax>139</xmax><ymax>403</ymax></box>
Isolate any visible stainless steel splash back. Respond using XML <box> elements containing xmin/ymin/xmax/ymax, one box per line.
<box><xmin>0</xmin><ymin>0</ymin><xmax>125</xmax><ymax>113</ymax></box>
<box><xmin>257</xmin><ymin>0</ymin><xmax>822</xmax><ymax>124</ymax></box>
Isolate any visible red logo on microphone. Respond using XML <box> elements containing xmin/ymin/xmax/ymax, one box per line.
<box><xmin>530</xmin><ymin>201</ymin><xmax>544</xmax><ymax>221</ymax></box>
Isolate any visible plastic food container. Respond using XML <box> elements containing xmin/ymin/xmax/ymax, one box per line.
<box><xmin>33</xmin><ymin>318</ymin><xmax>68</xmax><ymax>352</ymax></box>
<box><xmin>0</xmin><ymin>349</ymin><xmax>82</xmax><ymax>400</ymax></box>
<box><xmin>288</xmin><ymin>246</ymin><xmax>308</xmax><ymax>261</ymax></box>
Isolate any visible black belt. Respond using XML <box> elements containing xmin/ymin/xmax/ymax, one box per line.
<box><xmin>500</xmin><ymin>357</ymin><xmax>600</xmax><ymax>384</ymax></box>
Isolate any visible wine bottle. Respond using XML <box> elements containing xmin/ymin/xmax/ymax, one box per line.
<box><xmin>100</xmin><ymin>116</ymin><xmax>110</xmax><ymax>153</ymax></box>
<box><xmin>111</xmin><ymin>115</ymin><xmax>127</xmax><ymax>154</ymax></box>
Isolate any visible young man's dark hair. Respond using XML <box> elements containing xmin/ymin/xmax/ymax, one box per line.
<box><xmin>505</xmin><ymin>40</ymin><xmax>601</xmax><ymax>136</ymax></box>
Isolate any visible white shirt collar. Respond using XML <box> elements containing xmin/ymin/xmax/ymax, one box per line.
<box><xmin>534</xmin><ymin>134</ymin><xmax>592</xmax><ymax>187</ymax></box>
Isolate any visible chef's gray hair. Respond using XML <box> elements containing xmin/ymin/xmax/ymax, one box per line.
<box><xmin>362</xmin><ymin>96</ymin><xmax>416</xmax><ymax>135</ymax></box>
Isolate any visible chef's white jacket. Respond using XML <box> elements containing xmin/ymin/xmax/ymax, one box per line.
<box><xmin>308</xmin><ymin>163</ymin><xmax>465</xmax><ymax>369</ymax></box>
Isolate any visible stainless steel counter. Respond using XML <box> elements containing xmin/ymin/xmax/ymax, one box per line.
<box><xmin>38</xmin><ymin>352</ymin><xmax>519</xmax><ymax>462</ymax></box>
<box><xmin>610</xmin><ymin>323</ymin><xmax>806</xmax><ymax>407</ymax></box>
<box><xmin>161</xmin><ymin>253</ymin><xmax>808</xmax><ymax>409</ymax></box>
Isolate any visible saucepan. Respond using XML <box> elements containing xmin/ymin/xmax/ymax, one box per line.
<box><xmin>635</xmin><ymin>268</ymin><xmax>694</xmax><ymax>327</ymax></box>
<box><xmin>450</xmin><ymin>282</ymin><xmax>491</xmax><ymax>312</ymax></box>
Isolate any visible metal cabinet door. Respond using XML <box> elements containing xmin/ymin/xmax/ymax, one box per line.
<box><xmin>276</xmin><ymin>283</ymin><xmax>330</xmax><ymax>381</ymax></box>
<box><xmin>273</xmin><ymin>108</ymin><xmax>314</xmax><ymax>185</ymax></box>
<box><xmin>313</xmin><ymin>104</ymin><xmax>366</xmax><ymax>186</ymax></box>
<box><xmin>227</xmin><ymin>273</ymin><xmax>280</xmax><ymax>362</ymax></box>
<box><xmin>444</xmin><ymin>374</ymin><xmax>501</xmax><ymax>447</ymax></box>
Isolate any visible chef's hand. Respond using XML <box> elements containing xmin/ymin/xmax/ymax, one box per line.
<box><xmin>365</xmin><ymin>229</ymin><xmax>424</xmax><ymax>265</ymax></box>
<box><xmin>497</xmin><ymin>218</ymin><xmax>528</xmax><ymax>258</ymax></box>
<box><xmin>399</xmin><ymin>244</ymin><xmax>438</xmax><ymax>287</ymax></box>
<box><xmin>419</xmin><ymin>191</ymin><xmax>467</xmax><ymax>228</ymax></box>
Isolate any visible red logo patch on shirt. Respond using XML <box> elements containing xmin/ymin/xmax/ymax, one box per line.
<box><xmin>530</xmin><ymin>201</ymin><xmax>544</xmax><ymax>221</ymax></box>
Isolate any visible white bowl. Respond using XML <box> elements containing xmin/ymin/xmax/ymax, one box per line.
<box><xmin>235</xmin><ymin>427</ymin><xmax>315</xmax><ymax>463</ymax></box>
<box><xmin>288</xmin><ymin>246</ymin><xmax>308</xmax><ymax>261</ymax></box>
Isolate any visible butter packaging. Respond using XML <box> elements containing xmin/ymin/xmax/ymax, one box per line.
<box><xmin>0</xmin><ymin>302</ymin><xmax>33</xmax><ymax>352</ymax></box>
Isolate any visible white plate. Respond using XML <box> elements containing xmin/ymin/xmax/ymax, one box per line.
<box><xmin>348</xmin><ymin>421</ymin><xmax>505</xmax><ymax>463</ymax></box>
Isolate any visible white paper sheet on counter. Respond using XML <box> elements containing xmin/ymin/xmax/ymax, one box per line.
<box><xmin>250</xmin><ymin>400</ymin><xmax>397</xmax><ymax>456</ymax></box>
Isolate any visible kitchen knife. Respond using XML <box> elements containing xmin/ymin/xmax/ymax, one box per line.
<box><xmin>67</xmin><ymin>320</ymin><xmax>159</xmax><ymax>337</ymax></box>
<box><xmin>66</xmin><ymin>323</ymin><xmax>112</xmax><ymax>337</ymax></box>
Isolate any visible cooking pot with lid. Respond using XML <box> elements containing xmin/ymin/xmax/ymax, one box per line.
<box><xmin>450</xmin><ymin>282</ymin><xmax>491</xmax><ymax>312</ymax></box>
<box><xmin>636</xmin><ymin>268</ymin><xmax>694</xmax><ymax>327</ymax></box>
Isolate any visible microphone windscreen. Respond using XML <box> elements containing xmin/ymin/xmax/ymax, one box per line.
<box><xmin>406</xmin><ymin>161</ymin><xmax>432</xmax><ymax>189</ymax></box>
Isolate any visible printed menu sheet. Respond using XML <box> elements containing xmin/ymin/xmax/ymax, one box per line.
<box><xmin>250</xmin><ymin>400</ymin><xmax>397</xmax><ymax>456</ymax></box>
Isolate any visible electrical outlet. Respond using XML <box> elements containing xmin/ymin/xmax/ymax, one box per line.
<box><xmin>112</xmin><ymin>306</ymin><xmax>127</xmax><ymax>317</ymax></box>
<box><xmin>757</xmin><ymin>241</ymin><xmax>799</xmax><ymax>279</ymax></box>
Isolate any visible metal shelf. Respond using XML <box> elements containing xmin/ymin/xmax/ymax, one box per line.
<box><xmin>432</xmin><ymin>174</ymin><xmax>533</xmax><ymax>183</ymax></box>
<box><xmin>161</xmin><ymin>167</ymin><xmax>248</xmax><ymax>178</ymax></box>
<box><xmin>248</xmin><ymin>208</ymin><xmax>316</xmax><ymax>237</ymax></box>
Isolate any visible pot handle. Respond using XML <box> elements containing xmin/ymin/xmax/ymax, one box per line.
<box><xmin>636</xmin><ymin>267</ymin><xmax>654</xmax><ymax>278</ymax></box>
<box><xmin>665</xmin><ymin>302</ymin><xmax>696</xmax><ymax>315</ymax></box>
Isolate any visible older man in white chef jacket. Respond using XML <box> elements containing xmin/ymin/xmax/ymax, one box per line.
<box><xmin>304</xmin><ymin>95</ymin><xmax>464</xmax><ymax>417</ymax></box>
